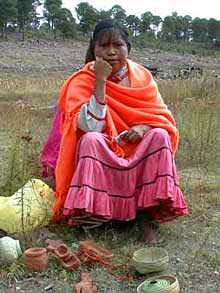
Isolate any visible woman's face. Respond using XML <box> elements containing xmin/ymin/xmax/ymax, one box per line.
<box><xmin>94</xmin><ymin>31</ymin><xmax>129</xmax><ymax>73</ymax></box>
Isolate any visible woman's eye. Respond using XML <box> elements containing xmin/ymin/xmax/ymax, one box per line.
<box><xmin>114</xmin><ymin>42</ymin><xmax>123</xmax><ymax>47</ymax></box>
<box><xmin>99</xmin><ymin>43</ymin><xmax>107</xmax><ymax>47</ymax></box>
<box><xmin>98</xmin><ymin>42</ymin><xmax>123</xmax><ymax>48</ymax></box>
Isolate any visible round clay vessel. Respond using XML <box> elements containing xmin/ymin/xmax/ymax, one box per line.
<box><xmin>23</xmin><ymin>247</ymin><xmax>48</xmax><ymax>271</ymax></box>
<box><xmin>0</xmin><ymin>236</ymin><xmax>22</xmax><ymax>264</ymax></box>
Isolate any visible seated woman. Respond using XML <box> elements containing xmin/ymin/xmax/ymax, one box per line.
<box><xmin>41</xmin><ymin>20</ymin><xmax>188</xmax><ymax>243</ymax></box>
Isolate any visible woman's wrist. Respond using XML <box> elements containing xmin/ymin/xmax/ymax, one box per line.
<box><xmin>93</xmin><ymin>94</ymin><xmax>106</xmax><ymax>105</ymax></box>
<box><xmin>95</xmin><ymin>76</ymin><xmax>107</xmax><ymax>83</ymax></box>
<box><xmin>94</xmin><ymin>78</ymin><xmax>106</xmax><ymax>103</ymax></box>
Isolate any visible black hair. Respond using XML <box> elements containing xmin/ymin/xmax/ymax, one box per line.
<box><xmin>85</xmin><ymin>19</ymin><xmax>131</xmax><ymax>64</ymax></box>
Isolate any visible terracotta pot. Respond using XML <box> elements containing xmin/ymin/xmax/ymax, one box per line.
<box><xmin>55</xmin><ymin>245</ymin><xmax>72</xmax><ymax>261</ymax></box>
<box><xmin>79</xmin><ymin>240</ymin><xmax>114</xmax><ymax>262</ymax></box>
<box><xmin>23</xmin><ymin>247</ymin><xmax>48</xmax><ymax>271</ymax></box>
<box><xmin>60</xmin><ymin>253</ymin><xmax>81</xmax><ymax>272</ymax></box>
<box><xmin>74</xmin><ymin>272</ymin><xmax>97</xmax><ymax>293</ymax></box>
<box><xmin>45</xmin><ymin>239</ymin><xmax>65</xmax><ymax>253</ymax></box>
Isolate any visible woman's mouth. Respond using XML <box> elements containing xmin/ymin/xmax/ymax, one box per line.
<box><xmin>106</xmin><ymin>59</ymin><xmax>119</xmax><ymax>65</ymax></box>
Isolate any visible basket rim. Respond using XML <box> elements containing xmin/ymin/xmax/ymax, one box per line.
<box><xmin>137</xmin><ymin>274</ymin><xmax>179</xmax><ymax>292</ymax></box>
<box><xmin>133</xmin><ymin>247</ymin><xmax>168</xmax><ymax>263</ymax></box>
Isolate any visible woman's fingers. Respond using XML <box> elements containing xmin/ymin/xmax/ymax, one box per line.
<box><xmin>122</xmin><ymin>125</ymin><xmax>152</xmax><ymax>144</ymax></box>
<box><xmin>126</xmin><ymin>129</ymin><xmax>141</xmax><ymax>143</ymax></box>
<box><xmin>95</xmin><ymin>56</ymin><xmax>112</xmax><ymax>79</ymax></box>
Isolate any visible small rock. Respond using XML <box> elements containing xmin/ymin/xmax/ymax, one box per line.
<box><xmin>176</xmin><ymin>257</ymin><xmax>183</xmax><ymax>263</ymax></box>
<box><xmin>44</xmin><ymin>283</ymin><xmax>53</xmax><ymax>291</ymax></box>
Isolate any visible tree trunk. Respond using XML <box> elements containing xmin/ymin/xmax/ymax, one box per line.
<box><xmin>22</xmin><ymin>25</ymin><xmax>25</xmax><ymax>42</ymax></box>
<box><xmin>0</xmin><ymin>27</ymin><xmax>3</xmax><ymax>38</ymax></box>
<box><xmin>21</xmin><ymin>1</ymin><xmax>25</xmax><ymax>41</ymax></box>
<box><xmin>4</xmin><ymin>23</ymin><xmax>8</xmax><ymax>41</ymax></box>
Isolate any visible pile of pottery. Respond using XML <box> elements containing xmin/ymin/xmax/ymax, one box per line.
<box><xmin>23</xmin><ymin>239</ymin><xmax>115</xmax><ymax>273</ymax></box>
<box><xmin>0</xmin><ymin>236</ymin><xmax>81</xmax><ymax>272</ymax></box>
<box><xmin>0</xmin><ymin>236</ymin><xmax>98</xmax><ymax>293</ymax></box>
<box><xmin>45</xmin><ymin>239</ymin><xmax>81</xmax><ymax>272</ymax></box>
<box><xmin>0</xmin><ymin>237</ymin><xmax>180</xmax><ymax>293</ymax></box>
<box><xmin>23</xmin><ymin>239</ymin><xmax>82</xmax><ymax>272</ymax></box>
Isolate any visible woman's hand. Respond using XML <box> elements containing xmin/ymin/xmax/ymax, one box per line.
<box><xmin>94</xmin><ymin>56</ymin><xmax>112</xmax><ymax>81</ymax></box>
<box><xmin>125</xmin><ymin>125</ymin><xmax>152</xmax><ymax>143</ymax></box>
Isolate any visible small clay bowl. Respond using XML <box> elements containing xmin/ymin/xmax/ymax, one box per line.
<box><xmin>23</xmin><ymin>247</ymin><xmax>48</xmax><ymax>271</ymax></box>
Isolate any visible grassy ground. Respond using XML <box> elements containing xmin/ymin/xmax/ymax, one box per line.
<box><xmin>0</xmin><ymin>40</ymin><xmax>220</xmax><ymax>292</ymax></box>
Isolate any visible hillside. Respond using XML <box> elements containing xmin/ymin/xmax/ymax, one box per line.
<box><xmin>0</xmin><ymin>40</ymin><xmax>219</xmax><ymax>76</ymax></box>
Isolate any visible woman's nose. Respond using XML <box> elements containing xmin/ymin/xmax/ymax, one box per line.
<box><xmin>107</xmin><ymin>45</ymin><xmax>116</xmax><ymax>55</ymax></box>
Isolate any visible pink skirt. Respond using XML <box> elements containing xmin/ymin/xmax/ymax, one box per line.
<box><xmin>63</xmin><ymin>128</ymin><xmax>188</xmax><ymax>222</ymax></box>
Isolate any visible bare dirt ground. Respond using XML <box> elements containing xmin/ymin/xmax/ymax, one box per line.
<box><xmin>0</xmin><ymin>39</ymin><xmax>220</xmax><ymax>293</ymax></box>
<box><xmin>0</xmin><ymin>39</ymin><xmax>220</xmax><ymax>75</ymax></box>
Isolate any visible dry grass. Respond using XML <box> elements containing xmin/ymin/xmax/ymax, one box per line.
<box><xmin>1</xmin><ymin>74</ymin><xmax>220</xmax><ymax>213</ymax></box>
<box><xmin>0</xmin><ymin>72</ymin><xmax>220</xmax><ymax>292</ymax></box>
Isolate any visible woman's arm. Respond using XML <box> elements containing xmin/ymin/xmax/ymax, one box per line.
<box><xmin>78</xmin><ymin>57</ymin><xmax>112</xmax><ymax>133</ymax></box>
<box><xmin>93</xmin><ymin>56</ymin><xmax>112</xmax><ymax>102</ymax></box>
<box><xmin>78</xmin><ymin>95</ymin><xmax>107</xmax><ymax>132</ymax></box>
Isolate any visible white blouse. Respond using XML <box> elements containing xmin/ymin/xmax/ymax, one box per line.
<box><xmin>78</xmin><ymin>65</ymin><xmax>129</xmax><ymax>133</ymax></box>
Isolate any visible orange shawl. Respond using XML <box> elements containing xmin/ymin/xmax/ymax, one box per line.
<box><xmin>53</xmin><ymin>59</ymin><xmax>179</xmax><ymax>220</ymax></box>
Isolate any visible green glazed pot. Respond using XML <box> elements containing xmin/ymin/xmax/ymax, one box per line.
<box><xmin>0</xmin><ymin>236</ymin><xmax>22</xmax><ymax>264</ymax></box>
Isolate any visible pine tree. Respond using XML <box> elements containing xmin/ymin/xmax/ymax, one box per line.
<box><xmin>17</xmin><ymin>0</ymin><xmax>37</xmax><ymax>40</ymax></box>
<box><xmin>0</xmin><ymin>0</ymin><xmax>17</xmax><ymax>40</ymax></box>
<box><xmin>44</xmin><ymin>0</ymin><xmax>62</xmax><ymax>30</ymax></box>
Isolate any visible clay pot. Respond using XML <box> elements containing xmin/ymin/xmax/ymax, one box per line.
<box><xmin>60</xmin><ymin>253</ymin><xmax>81</xmax><ymax>272</ymax></box>
<box><xmin>23</xmin><ymin>247</ymin><xmax>48</xmax><ymax>271</ymax></box>
<box><xmin>54</xmin><ymin>244</ymin><xmax>72</xmax><ymax>261</ymax></box>
<box><xmin>0</xmin><ymin>236</ymin><xmax>22</xmax><ymax>264</ymax></box>
<box><xmin>79</xmin><ymin>240</ymin><xmax>114</xmax><ymax>262</ymax></box>
<box><xmin>45</xmin><ymin>239</ymin><xmax>81</xmax><ymax>272</ymax></box>
<box><xmin>45</xmin><ymin>238</ymin><xmax>65</xmax><ymax>252</ymax></box>
<box><xmin>74</xmin><ymin>272</ymin><xmax>97</xmax><ymax>293</ymax></box>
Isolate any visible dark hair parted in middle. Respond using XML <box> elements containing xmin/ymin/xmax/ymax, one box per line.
<box><xmin>85</xmin><ymin>19</ymin><xmax>131</xmax><ymax>64</ymax></box>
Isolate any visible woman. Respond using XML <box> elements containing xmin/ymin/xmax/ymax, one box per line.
<box><xmin>41</xmin><ymin>20</ymin><xmax>188</xmax><ymax>243</ymax></box>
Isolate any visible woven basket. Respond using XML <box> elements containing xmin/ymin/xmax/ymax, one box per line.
<box><xmin>137</xmin><ymin>275</ymin><xmax>179</xmax><ymax>293</ymax></box>
<box><xmin>131</xmin><ymin>247</ymin><xmax>169</xmax><ymax>274</ymax></box>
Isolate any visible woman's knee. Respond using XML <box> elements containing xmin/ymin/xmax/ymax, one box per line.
<box><xmin>150</xmin><ymin>128</ymin><xmax>170</xmax><ymax>144</ymax></box>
